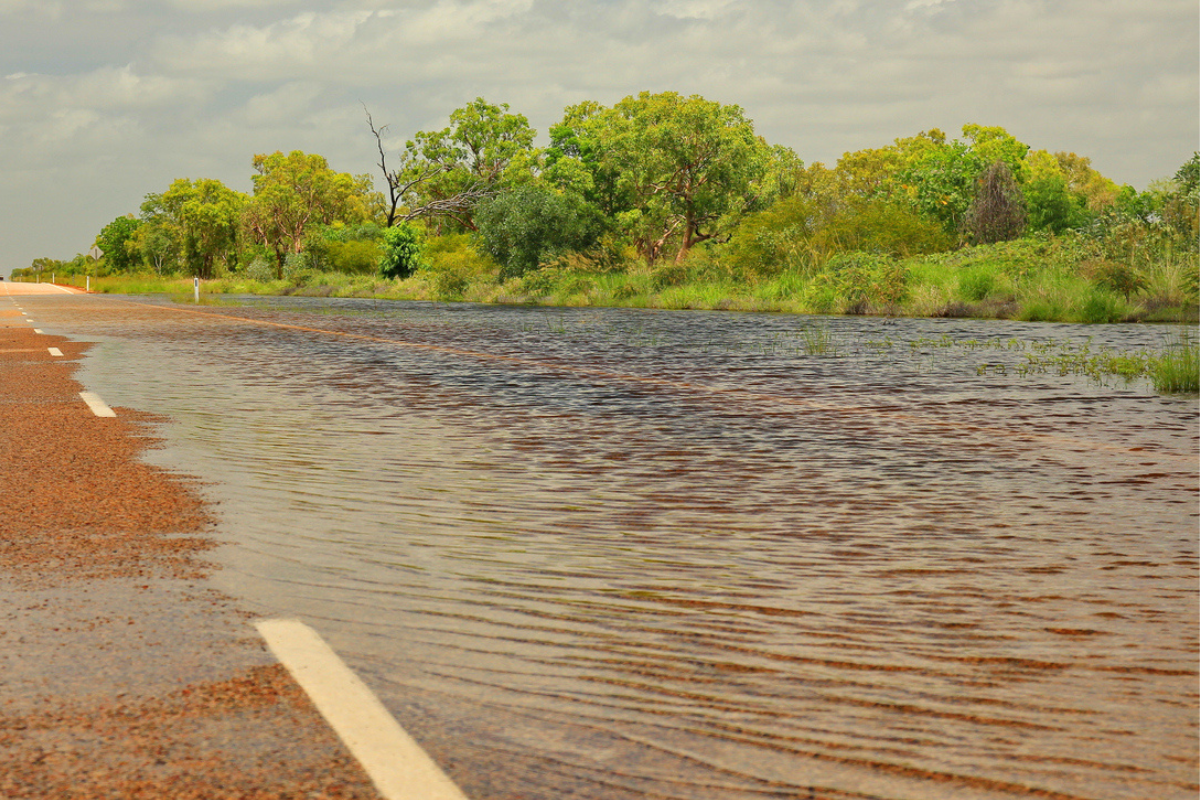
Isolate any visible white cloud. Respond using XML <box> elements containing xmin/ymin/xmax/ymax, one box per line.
<box><xmin>0</xmin><ymin>66</ymin><xmax>210</xmax><ymax>120</ymax></box>
<box><xmin>239</xmin><ymin>81</ymin><xmax>324</xmax><ymax>125</ymax></box>
<box><xmin>161</xmin><ymin>0</ymin><xmax>303</xmax><ymax>9</ymax></box>
<box><xmin>903</xmin><ymin>0</ymin><xmax>956</xmax><ymax>12</ymax></box>
<box><xmin>656</xmin><ymin>0</ymin><xmax>742</xmax><ymax>20</ymax></box>
<box><xmin>0</xmin><ymin>0</ymin><xmax>61</xmax><ymax>15</ymax></box>
<box><xmin>154</xmin><ymin>9</ymin><xmax>374</xmax><ymax>77</ymax></box>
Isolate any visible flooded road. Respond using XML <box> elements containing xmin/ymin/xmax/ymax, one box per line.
<box><xmin>33</xmin><ymin>294</ymin><xmax>1199</xmax><ymax>799</ymax></box>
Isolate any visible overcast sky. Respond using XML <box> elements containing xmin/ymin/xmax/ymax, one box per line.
<box><xmin>1</xmin><ymin>0</ymin><xmax>1196</xmax><ymax>275</ymax></box>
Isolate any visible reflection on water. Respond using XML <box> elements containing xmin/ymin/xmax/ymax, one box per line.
<box><xmin>54</xmin><ymin>296</ymin><xmax>1198</xmax><ymax>799</ymax></box>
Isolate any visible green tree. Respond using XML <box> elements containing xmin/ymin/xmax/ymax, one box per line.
<box><xmin>474</xmin><ymin>183</ymin><xmax>603</xmax><ymax>279</ymax></box>
<box><xmin>900</xmin><ymin>140</ymin><xmax>985</xmax><ymax>236</ymax></box>
<box><xmin>544</xmin><ymin>99</ymin><xmax>631</xmax><ymax>218</ymax></box>
<box><xmin>961</xmin><ymin>124</ymin><xmax>1029</xmax><ymax>180</ymax></box>
<box><xmin>552</xmin><ymin>91</ymin><xmax>772</xmax><ymax>264</ymax></box>
<box><xmin>131</xmin><ymin>222</ymin><xmax>179</xmax><ymax>275</ymax></box>
<box><xmin>1054</xmin><ymin>151</ymin><xmax>1119</xmax><ymax>211</ymax></box>
<box><xmin>145</xmin><ymin>178</ymin><xmax>245</xmax><ymax>278</ymax></box>
<box><xmin>94</xmin><ymin>215</ymin><xmax>142</xmax><ymax>273</ymax></box>
<box><xmin>1163</xmin><ymin>152</ymin><xmax>1200</xmax><ymax>243</ymax></box>
<box><xmin>242</xmin><ymin>151</ymin><xmax>373</xmax><ymax>279</ymax></box>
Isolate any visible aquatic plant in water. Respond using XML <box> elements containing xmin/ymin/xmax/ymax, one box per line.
<box><xmin>1148</xmin><ymin>330</ymin><xmax>1199</xmax><ymax>393</ymax></box>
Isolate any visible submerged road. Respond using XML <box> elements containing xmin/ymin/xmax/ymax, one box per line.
<box><xmin>2</xmin><ymin>283</ymin><xmax>1196</xmax><ymax>800</ymax></box>
<box><xmin>0</xmin><ymin>282</ymin><xmax>466</xmax><ymax>800</ymax></box>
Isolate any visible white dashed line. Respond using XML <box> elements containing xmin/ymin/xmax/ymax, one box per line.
<box><xmin>254</xmin><ymin>619</ymin><xmax>469</xmax><ymax>800</ymax></box>
<box><xmin>79</xmin><ymin>391</ymin><xmax>117</xmax><ymax>418</ymax></box>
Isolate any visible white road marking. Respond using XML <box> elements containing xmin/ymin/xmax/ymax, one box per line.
<box><xmin>79</xmin><ymin>391</ymin><xmax>117</xmax><ymax>418</ymax></box>
<box><xmin>47</xmin><ymin>347</ymin><xmax>63</xmax><ymax>357</ymax></box>
<box><xmin>255</xmin><ymin>619</ymin><xmax>469</xmax><ymax>800</ymax></box>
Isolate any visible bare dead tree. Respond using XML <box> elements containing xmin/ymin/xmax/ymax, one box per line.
<box><xmin>966</xmin><ymin>160</ymin><xmax>1027</xmax><ymax>244</ymax></box>
<box><xmin>365</xmin><ymin>106</ymin><xmax>497</xmax><ymax>229</ymax></box>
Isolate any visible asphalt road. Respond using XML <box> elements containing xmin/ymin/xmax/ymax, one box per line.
<box><xmin>0</xmin><ymin>283</ymin><xmax>391</xmax><ymax>799</ymax></box>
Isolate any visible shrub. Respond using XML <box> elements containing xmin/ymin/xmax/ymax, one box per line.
<box><xmin>242</xmin><ymin>256</ymin><xmax>276</xmax><ymax>282</ymax></box>
<box><xmin>513</xmin><ymin>266</ymin><xmax>565</xmax><ymax>297</ymax></box>
<box><xmin>431</xmin><ymin>269</ymin><xmax>469</xmax><ymax>300</ymax></box>
<box><xmin>325</xmin><ymin>240</ymin><xmax>381</xmax><ymax>275</ymax></box>
<box><xmin>380</xmin><ymin>223</ymin><xmax>426</xmax><ymax>280</ymax></box>
<box><xmin>813</xmin><ymin>252</ymin><xmax>909</xmax><ymax>312</ymax></box>
<box><xmin>1082</xmin><ymin>258</ymin><xmax>1145</xmax><ymax>299</ymax></box>
<box><xmin>474</xmin><ymin>184</ymin><xmax>603</xmax><ymax>280</ymax></box>
<box><xmin>966</xmin><ymin>160</ymin><xmax>1027</xmax><ymax>244</ymax></box>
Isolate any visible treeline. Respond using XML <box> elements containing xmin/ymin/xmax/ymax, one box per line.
<box><xmin>16</xmin><ymin>91</ymin><xmax>1199</xmax><ymax>321</ymax></box>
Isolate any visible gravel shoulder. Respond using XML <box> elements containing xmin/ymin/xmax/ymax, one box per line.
<box><xmin>0</xmin><ymin>297</ymin><xmax>383</xmax><ymax>799</ymax></box>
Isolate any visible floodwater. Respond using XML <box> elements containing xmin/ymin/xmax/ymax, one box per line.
<box><xmin>45</xmin><ymin>295</ymin><xmax>1200</xmax><ymax>799</ymax></box>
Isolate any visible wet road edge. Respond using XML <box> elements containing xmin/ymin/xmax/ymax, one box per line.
<box><xmin>0</xmin><ymin>293</ymin><xmax>388</xmax><ymax>799</ymax></box>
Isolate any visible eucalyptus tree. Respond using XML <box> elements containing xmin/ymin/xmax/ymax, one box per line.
<box><xmin>142</xmin><ymin>178</ymin><xmax>245</xmax><ymax>278</ymax></box>
<box><xmin>241</xmin><ymin>150</ymin><xmax>373</xmax><ymax>279</ymax></box>
<box><xmin>546</xmin><ymin>91</ymin><xmax>773</xmax><ymax>265</ymax></box>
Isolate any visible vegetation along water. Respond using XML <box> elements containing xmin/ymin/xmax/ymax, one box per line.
<box><xmin>14</xmin><ymin>92</ymin><xmax>1199</xmax><ymax>334</ymax></box>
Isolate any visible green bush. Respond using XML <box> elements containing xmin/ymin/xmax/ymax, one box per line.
<box><xmin>380</xmin><ymin>223</ymin><xmax>426</xmax><ymax>280</ymax></box>
<box><xmin>431</xmin><ymin>269</ymin><xmax>469</xmax><ymax>300</ymax></box>
<box><xmin>325</xmin><ymin>240</ymin><xmax>381</xmax><ymax>275</ymax></box>
<box><xmin>1084</xmin><ymin>258</ymin><xmax>1145</xmax><ymax>299</ymax></box>
<box><xmin>475</xmin><ymin>184</ymin><xmax>603</xmax><ymax>280</ymax></box>
<box><xmin>812</xmin><ymin>252</ymin><xmax>909</xmax><ymax>312</ymax></box>
<box><xmin>242</xmin><ymin>257</ymin><xmax>276</xmax><ymax>282</ymax></box>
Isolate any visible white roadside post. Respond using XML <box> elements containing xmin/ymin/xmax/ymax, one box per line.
<box><xmin>194</xmin><ymin>276</ymin><xmax>200</xmax><ymax>303</ymax></box>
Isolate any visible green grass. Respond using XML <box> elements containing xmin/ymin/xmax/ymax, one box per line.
<box><xmin>84</xmin><ymin>230</ymin><xmax>1199</xmax><ymax>327</ymax></box>
<box><xmin>1148</xmin><ymin>330</ymin><xmax>1200</xmax><ymax>393</ymax></box>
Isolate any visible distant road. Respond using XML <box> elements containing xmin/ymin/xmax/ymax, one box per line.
<box><xmin>0</xmin><ymin>281</ymin><xmax>86</xmax><ymax>296</ymax></box>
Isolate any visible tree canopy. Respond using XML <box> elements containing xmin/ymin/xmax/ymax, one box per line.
<box><xmin>35</xmin><ymin>91</ymin><xmax>1194</xmax><ymax>313</ymax></box>
<box><xmin>243</xmin><ymin>151</ymin><xmax>373</xmax><ymax>279</ymax></box>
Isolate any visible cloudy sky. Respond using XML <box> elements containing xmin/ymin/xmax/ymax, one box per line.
<box><xmin>1</xmin><ymin>0</ymin><xmax>1196</xmax><ymax>275</ymax></box>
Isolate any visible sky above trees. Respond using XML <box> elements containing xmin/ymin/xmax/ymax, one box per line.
<box><xmin>0</xmin><ymin>0</ymin><xmax>1195</xmax><ymax>275</ymax></box>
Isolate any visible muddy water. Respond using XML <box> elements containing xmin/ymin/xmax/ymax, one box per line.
<box><xmin>48</xmin><ymin>295</ymin><xmax>1198</xmax><ymax>799</ymax></box>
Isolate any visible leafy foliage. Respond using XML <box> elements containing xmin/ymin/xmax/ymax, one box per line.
<box><xmin>380</xmin><ymin>223</ymin><xmax>426</xmax><ymax>280</ymax></box>
<box><xmin>474</xmin><ymin>183</ymin><xmax>602</xmax><ymax>280</ymax></box>
<box><xmin>380</xmin><ymin>98</ymin><xmax>536</xmax><ymax>231</ymax></box>
<box><xmin>95</xmin><ymin>215</ymin><xmax>142</xmax><ymax>273</ymax></box>
<box><xmin>545</xmin><ymin>91</ymin><xmax>775</xmax><ymax>264</ymax></box>
<box><xmin>243</xmin><ymin>151</ymin><xmax>373</xmax><ymax>279</ymax></box>
<box><xmin>143</xmin><ymin>178</ymin><xmax>245</xmax><ymax>278</ymax></box>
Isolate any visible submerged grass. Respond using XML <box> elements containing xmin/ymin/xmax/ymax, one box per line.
<box><xmin>1148</xmin><ymin>330</ymin><xmax>1200</xmax><ymax>393</ymax></box>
